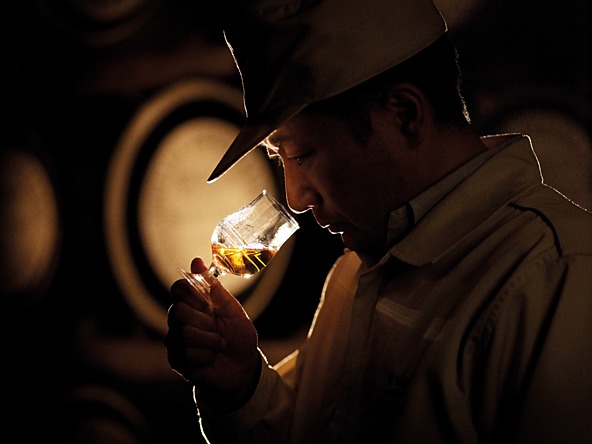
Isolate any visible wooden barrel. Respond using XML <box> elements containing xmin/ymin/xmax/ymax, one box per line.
<box><xmin>104</xmin><ymin>78</ymin><xmax>296</xmax><ymax>335</ymax></box>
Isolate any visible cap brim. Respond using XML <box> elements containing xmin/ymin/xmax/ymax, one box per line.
<box><xmin>207</xmin><ymin>103</ymin><xmax>307</xmax><ymax>183</ymax></box>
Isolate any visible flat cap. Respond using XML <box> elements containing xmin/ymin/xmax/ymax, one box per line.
<box><xmin>208</xmin><ymin>0</ymin><xmax>446</xmax><ymax>182</ymax></box>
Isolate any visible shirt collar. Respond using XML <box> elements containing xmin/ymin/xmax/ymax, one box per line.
<box><xmin>386</xmin><ymin>135</ymin><xmax>521</xmax><ymax>247</ymax></box>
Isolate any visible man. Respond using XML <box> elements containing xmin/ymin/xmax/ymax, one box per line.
<box><xmin>165</xmin><ymin>0</ymin><xmax>592</xmax><ymax>442</ymax></box>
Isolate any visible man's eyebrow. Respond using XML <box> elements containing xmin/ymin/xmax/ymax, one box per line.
<box><xmin>265</xmin><ymin>133</ymin><xmax>287</xmax><ymax>150</ymax></box>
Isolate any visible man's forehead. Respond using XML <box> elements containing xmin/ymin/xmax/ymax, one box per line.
<box><xmin>264</xmin><ymin>111</ymin><xmax>314</xmax><ymax>149</ymax></box>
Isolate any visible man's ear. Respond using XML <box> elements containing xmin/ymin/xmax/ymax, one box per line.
<box><xmin>383</xmin><ymin>83</ymin><xmax>427</xmax><ymax>141</ymax></box>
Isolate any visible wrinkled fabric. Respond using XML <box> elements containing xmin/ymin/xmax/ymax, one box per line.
<box><xmin>198</xmin><ymin>135</ymin><xmax>592</xmax><ymax>443</ymax></box>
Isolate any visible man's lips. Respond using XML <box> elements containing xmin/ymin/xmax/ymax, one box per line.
<box><xmin>314</xmin><ymin>213</ymin><xmax>346</xmax><ymax>234</ymax></box>
<box><xmin>328</xmin><ymin>225</ymin><xmax>345</xmax><ymax>234</ymax></box>
<box><xmin>320</xmin><ymin>222</ymin><xmax>346</xmax><ymax>234</ymax></box>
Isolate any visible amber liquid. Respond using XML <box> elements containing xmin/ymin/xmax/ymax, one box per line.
<box><xmin>211</xmin><ymin>244</ymin><xmax>277</xmax><ymax>277</ymax></box>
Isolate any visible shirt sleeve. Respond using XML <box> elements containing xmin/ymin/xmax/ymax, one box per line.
<box><xmin>196</xmin><ymin>350</ymin><xmax>298</xmax><ymax>444</ymax></box>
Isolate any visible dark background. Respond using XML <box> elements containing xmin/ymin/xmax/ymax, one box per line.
<box><xmin>3</xmin><ymin>0</ymin><xmax>590</xmax><ymax>442</ymax></box>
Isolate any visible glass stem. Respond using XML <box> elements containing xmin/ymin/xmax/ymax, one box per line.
<box><xmin>207</xmin><ymin>264</ymin><xmax>219</xmax><ymax>279</ymax></box>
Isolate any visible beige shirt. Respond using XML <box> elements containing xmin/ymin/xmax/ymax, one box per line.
<box><xmin>199</xmin><ymin>135</ymin><xmax>592</xmax><ymax>443</ymax></box>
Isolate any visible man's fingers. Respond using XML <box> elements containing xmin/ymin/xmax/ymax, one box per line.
<box><xmin>168</xmin><ymin>300</ymin><xmax>216</xmax><ymax>331</ymax></box>
<box><xmin>165</xmin><ymin>323</ymin><xmax>224</xmax><ymax>351</ymax></box>
<box><xmin>171</xmin><ymin>278</ymin><xmax>213</xmax><ymax>312</ymax></box>
<box><xmin>166</xmin><ymin>345</ymin><xmax>218</xmax><ymax>374</ymax></box>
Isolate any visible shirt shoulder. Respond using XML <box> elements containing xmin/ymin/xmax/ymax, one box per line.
<box><xmin>513</xmin><ymin>184</ymin><xmax>592</xmax><ymax>256</ymax></box>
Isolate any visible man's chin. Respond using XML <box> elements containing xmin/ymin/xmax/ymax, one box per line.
<box><xmin>340</xmin><ymin>230</ymin><xmax>386</xmax><ymax>259</ymax></box>
<box><xmin>339</xmin><ymin>231</ymin><xmax>357</xmax><ymax>251</ymax></box>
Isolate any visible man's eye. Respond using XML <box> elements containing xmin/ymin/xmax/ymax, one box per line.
<box><xmin>291</xmin><ymin>152</ymin><xmax>311</xmax><ymax>165</ymax></box>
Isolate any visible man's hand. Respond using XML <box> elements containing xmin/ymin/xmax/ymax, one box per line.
<box><xmin>165</xmin><ymin>257</ymin><xmax>261</xmax><ymax>409</ymax></box>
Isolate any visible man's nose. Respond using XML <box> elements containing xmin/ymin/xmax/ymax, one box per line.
<box><xmin>284</xmin><ymin>175</ymin><xmax>319</xmax><ymax>214</ymax></box>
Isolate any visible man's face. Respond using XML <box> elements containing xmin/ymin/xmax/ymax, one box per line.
<box><xmin>266</xmin><ymin>108</ymin><xmax>417</xmax><ymax>257</ymax></box>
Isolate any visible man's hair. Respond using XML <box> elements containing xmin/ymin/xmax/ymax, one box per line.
<box><xmin>305</xmin><ymin>34</ymin><xmax>470</xmax><ymax>144</ymax></box>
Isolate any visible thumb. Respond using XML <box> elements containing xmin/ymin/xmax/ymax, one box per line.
<box><xmin>190</xmin><ymin>257</ymin><xmax>209</xmax><ymax>274</ymax></box>
<box><xmin>190</xmin><ymin>257</ymin><xmax>219</xmax><ymax>288</ymax></box>
<box><xmin>190</xmin><ymin>258</ymin><xmax>250</xmax><ymax>319</ymax></box>
<box><xmin>191</xmin><ymin>257</ymin><xmax>218</xmax><ymax>288</ymax></box>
